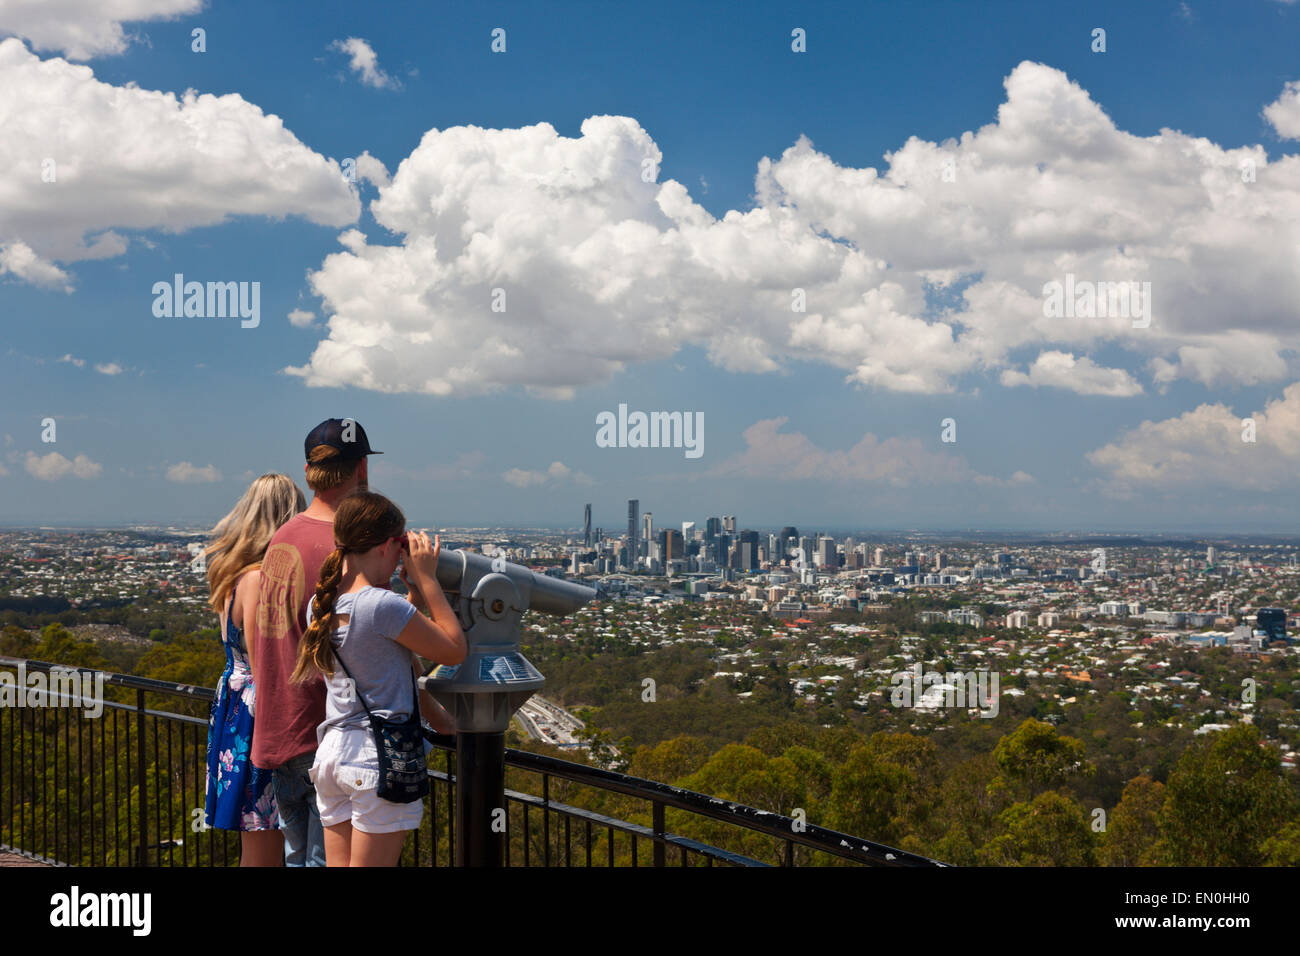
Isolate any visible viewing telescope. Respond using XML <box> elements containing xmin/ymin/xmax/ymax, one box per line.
<box><xmin>418</xmin><ymin>548</ymin><xmax>597</xmax><ymax>866</ymax></box>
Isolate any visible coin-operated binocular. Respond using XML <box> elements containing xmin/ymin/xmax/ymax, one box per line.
<box><xmin>419</xmin><ymin>548</ymin><xmax>596</xmax><ymax>866</ymax></box>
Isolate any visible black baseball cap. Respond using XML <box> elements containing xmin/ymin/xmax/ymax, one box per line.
<box><xmin>304</xmin><ymin>418</ymin><xmax>382</xmax><ymax>461</ymax></box>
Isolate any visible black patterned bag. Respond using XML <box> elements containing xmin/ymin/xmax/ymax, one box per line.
<box><xmin>333</xmin><ymin>649</ymin><xmax>429</xmax><ymax>804</ymax></box>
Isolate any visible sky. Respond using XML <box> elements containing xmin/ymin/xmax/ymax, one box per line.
<box><xmin>1</xmin><ymin>0</ymin><xmax>1300</xmax><ymax>533</ymax></box>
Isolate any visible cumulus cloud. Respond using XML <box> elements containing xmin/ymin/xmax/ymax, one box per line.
<box><xmin>1000</xmin><ymin>350</ymin><xmax>1143</xmax><ymax>396</ymax></box>
<box><xmin>0</xmin><ymin>38</ymin><xmax>358</xmax><ymax>282</ymax></box>
<box><xmin>57</xmin><ymin>353</ymin><xmax>85</xmax><ymax>367</ymax></box>
<box><xmin>1264</xmin><ymin>80</ymin><xmax>1300</xmax><ymax>140</ymax></box>
<box><xmin>0</xmin><ymin>0</ymin><xmax>201</xmax><ymax>60</ymax></box>
<box><xmin>288</xmin><ymin>62</ymin><xmax>1300</xmax><ymax>399</ymax></box>
<box><xmin>24</xmin><ymin>450</ymin><xmax>101</xmax><ymax>479</ymax></box>
<box><xmin>94</xmin><ymin>361</ymin><xmax>122</xmax><ymax>375</ymax></box>
<box><xmin>0</xmin><ymin>240</ymin><xmax>72</xmax><ymax>290</ymax></box>
<box><xmin>502</xmin><ymin>460</ymin><xmax>592</xmax><ymax>488</ymax></box>
<box><xmin>329</xmin><ymin>37</ymin><xmax>398</xmax><ymax>89</ymax></box>
<box><xmin>165</xmin><ymin>461</ymin><xmax>221</xmax><ymax>482</ymax></box>
<box><xmin>287</xmin><ymin>308</ymin><xmax>315</xmax><ymax>328</ymax></box>
<box><xmin>1087</xmin><ymin>383</ymin><xmax>1300</xmax><ymax>492</ymax></box>
<box><xmin>707</xmin><ymin>418</ymin><xmax>1029</xmax><ymax>487</ymax></box>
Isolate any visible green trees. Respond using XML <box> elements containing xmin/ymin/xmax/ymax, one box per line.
<box><xmin>1151</xmin><ymin>724</ymin><xmax>1298</xmax><ymax>866</ymax></box>
<box><xmin>1100</xmin><ymin>776</ymin><xmax>1164</xmax><ymax>866</ymax></box>
<box><xmin>977</xmin><ymin>791</ymin><xmax>1097</xmax><ymax>866</ymax></box>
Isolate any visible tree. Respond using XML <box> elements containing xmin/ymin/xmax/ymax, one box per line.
<box><xmin>1152</xmin><ymin>724</ymin><xmax>1298</xmax><ymax>866</ymax></box>
<box><xmin>977</xmin><ymin>791</ymin><xmax>1097</xmax><ymax>866</ymax></box>
<box><xmin>1261</xmin><ymin>822</ymin><xmax>1300</xmax><ymax>866</ymax></box>
<box><xmin>993</xmin><ymin>717</ymin><xmax>1093</xmax><ymax>799</ymax></box>
<box><xmin>1100</xmin><ymin>775</ymin><xmax>1164</xmax><ymax>866</ymax></box>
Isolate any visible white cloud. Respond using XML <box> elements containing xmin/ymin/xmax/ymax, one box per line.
<box><xmin>1087</xmin><ymin>382</ymin><xmax>1300</xmax><ymax>492</ymax></box>
<box><xmin>502</xmin><ymin>460</ymin><xmax>591</xmax><ymax>488</ymax></box>
<box><xmin>24</xmin><ymin>450</ymin><xmax>101</xmax><ymax>479</ymax></box>
<box><xmin>0</xmin><ymin>38</ymin><xmax>358</xmax><ymax>282</ymax></box>
<box><xmin>329</xmin><ymin>37</ymin><xmax>398</xmax><ymax>90</ymax></box>
<box><xmin>94</xmin><ymin>361</ymin><xmax>122</xmax><ymax>375</ymax></box>
<box><xmin>707</xmin><ymin>417</ymin><xmax>1028</xmax><ymax>487</ymax></box>
<box><xmin>0</xmin><ymin>0</ymin><xmax>202</xmax><ymax>60</ymax></box>
<box><xmin>289</xmin><ymin>62</ymin><xmax>1300</xmax><ymax>398</ymax></box>
<box><xmin>1264</xmin><ymin>80</ymin><xmax>1300</xmax><ymax>140</ymax></box>
<box><xmin>58</xmin><ymin>353</ymin><xmax>85</xmax><ymax>367</ymax></box>
<box><xmin>0</xmin><ymin>240</ymin><xmax>72</xmax><ymax>290</ymax></box>
<box><xmin>165</xmin><ymin>461</ymin><xmax>221</xmax><ymax>482</ymax></box>
<box><xmin>287</xmin><ymin>308</ymin><xmax>315</xmax><ymax>328</ymax></box>
<box><xmin>1000</xmin><ymin>350</ymin><xmax>1143</xmax><ymax>396</ymax></box>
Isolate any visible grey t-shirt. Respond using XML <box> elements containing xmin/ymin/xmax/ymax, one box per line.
<box><xmin>308</xmin><ymin>585</ymin><xmax>418</xmax><ymax>740</ymax></box>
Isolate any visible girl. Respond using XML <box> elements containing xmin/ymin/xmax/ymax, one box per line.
<box><xmin>290</xmin><ymin>491</ymin><xmax>466</xmax><ymax>867</ymax></box>
<box><xmin>203</xmin><ymin>473</ymin><xmax>306</xmax><ymax>866</ymax></box>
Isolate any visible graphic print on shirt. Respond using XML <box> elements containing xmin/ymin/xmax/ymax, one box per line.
<box><xmin>257</xmin><ymin>542</ymin><xmax>305</xmax><ymax>641</ymax></box>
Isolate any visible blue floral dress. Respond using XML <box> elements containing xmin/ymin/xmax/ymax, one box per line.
<box><xmin>205</xmin><ymin>594</ymin><xmax>278</xmax><ymax>831</ymax></box>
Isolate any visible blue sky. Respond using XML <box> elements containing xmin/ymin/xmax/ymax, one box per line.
<box><xmin>2</xmin><ymin>0</ymin><xmax>1300</xmax><ymax>532</ymax></box>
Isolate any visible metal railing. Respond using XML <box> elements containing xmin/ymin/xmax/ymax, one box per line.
<box><xmin>0</xmin><ymin>656</ymin><xmax>946</xmax><ymax>867</ymax></box>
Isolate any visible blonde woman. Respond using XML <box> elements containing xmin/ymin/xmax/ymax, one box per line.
<box><xmin>203</xmin><ymin>473</ymin><xmax>306</xmax><ymax>866</ymax></box>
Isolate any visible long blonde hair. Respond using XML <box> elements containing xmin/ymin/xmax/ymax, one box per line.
<box><xmin>291</xmin><ymin>491</ymin><xmax>405</xmax><ymax>683</ymax></box>
<box><xmin>206</xmin><ymin>473</ymin><xmax>306</xmax><ymax>613</ymax></box>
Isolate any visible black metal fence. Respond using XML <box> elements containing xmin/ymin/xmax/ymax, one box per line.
<box><xmin>0</xmin><ymin>656</ymin><xmax>945</xmax><ymax>868</ymax></box>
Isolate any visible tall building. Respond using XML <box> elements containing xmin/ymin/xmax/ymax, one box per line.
<box><xmin>642</xmin><ymin>512</ymin><xmax>653</xmax><ymax>556</ymax></box>
<box><xmin>1257</xmin><ymin>608</ymin><xmax>1287</xmax><ymax>644</ymax></box>
<box><xmin>583</xmin><ymin>503</ymin><xmax>592</xmax><ymax>547</ymax></box>
<box><xmin>1206</xmin><ymin>545</ymin><xmax>1217</xmax><ymax>566</ymax></box>
<box><xmin>739</xmin><ymin>530</ymin><xmax>760</xmax><ymax>571</ymax></box>
<box><xmin>723</xmin><ymin>515</ymin><xmax>736</xmax><ymax>534</ymax></box>
<box><xmin>663</xmin><ymin>529</ymin><xmax>685</xmax><ymax>564</ymax></box>
<box><xmin>706</xmin><ymin>516</ymin><xmax>722</xmax><ymax>539</ymax></box>
<box><xmin>682</xmin><ymin>521</ymin><xmax>696</xmax><ymax>541</ymax></box>
<box><xmin>873</xmin><ymin>547</ymin><xmax>885</xmax><ymax>566</ymax></box>
<box><xmin>627</xmin><ymin>499</ymin><xmax>639</xmax><ymax>568</ymax></box>
<box><xmin>816</xmin><ymin>536</ymin><xmax>837</xmax><ymax>568</ymax></box>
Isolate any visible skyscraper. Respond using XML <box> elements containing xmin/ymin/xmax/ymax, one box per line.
<box><xmin>642</xmin><ymin>512</ymin><xmax>654</xmax><ymax>556</ymax></box>
<box><xmin>627</xmin><ymin>499</ymin><xmax>639</xmax><ymax>568</ymax></box>
<box><xmin>723</xmin><ymin>515</ymin><xmax>736</xmax><ymax>534</ymax></box>
<box><xmin>1257</xmin><ymin>607</ymin><xmax>1287</xmax><ymax>644</ymax></box>
<box><xmin>583</xmin><ymin>503</ymin><xmax>592</xmax><ymax>547</ymax></box>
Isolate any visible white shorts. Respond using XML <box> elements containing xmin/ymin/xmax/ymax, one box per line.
<box><xmin>310</xmin><ymin>726</ymin><xmax>425</xmax><ymax>834</ymax></box>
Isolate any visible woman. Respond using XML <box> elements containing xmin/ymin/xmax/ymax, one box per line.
<box><xmin>290</xmin><ymin>491</ymin><xmax>465</xmax><ymax>867</ymax></box>
<box><xmin>203</xmin><ymin>473</ymin><xmax>306</xmax><ymax>865</ymax></box>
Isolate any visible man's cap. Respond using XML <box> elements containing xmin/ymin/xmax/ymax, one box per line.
<box><xmin>305</xmin><ymin>418</ymin><xmax>382</xmax><ymax>461</ymax></box>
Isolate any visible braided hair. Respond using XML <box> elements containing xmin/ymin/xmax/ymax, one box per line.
<box><xmin>290</xmin><ymin>491</ymin><xmax>405</xmax><ymax>683</ymax></box>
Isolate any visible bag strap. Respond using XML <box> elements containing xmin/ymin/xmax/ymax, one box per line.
<box><xmin>331</xmin><ymin>644</ymin><xmax>379</xmax><ymax>721</ymax></box>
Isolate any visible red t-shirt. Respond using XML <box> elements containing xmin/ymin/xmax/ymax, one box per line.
<box><xmin>251</xmin><ymin>512</ymin><xmax>335</xmax><ymax>767</ymax></box>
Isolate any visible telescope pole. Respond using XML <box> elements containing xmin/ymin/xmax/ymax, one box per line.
<box><xmin>456</xmin><ymin>730</ymin><xmax>505</xmax><ymax>867</ymax></box>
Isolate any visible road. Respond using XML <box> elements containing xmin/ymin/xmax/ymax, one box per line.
<box><xmin>514</xmin><ymin>695</ymin><xmax>586</xmax><ymax>749</ymax></box>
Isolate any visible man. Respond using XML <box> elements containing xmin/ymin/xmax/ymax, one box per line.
<box><xmin>251</xmin><ymin>418</ymin><xmax>381</xmax><ymax>866</ymax></box>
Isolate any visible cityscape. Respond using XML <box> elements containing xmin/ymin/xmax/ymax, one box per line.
<box><xmin>0</xmin><ymin>0</ymin><xmax>1295</xmax><ymax>927</ymax></box>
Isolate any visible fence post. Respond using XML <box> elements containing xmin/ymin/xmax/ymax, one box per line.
<box><xmin>135</xmin><ymin>688</ymin><xmax>147</xmax><ymax>867</ymax></box>
<box><xmin>653</xmin><ymin>801</ymin><xmax>665</xmax><ymax>867</ymax></box>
